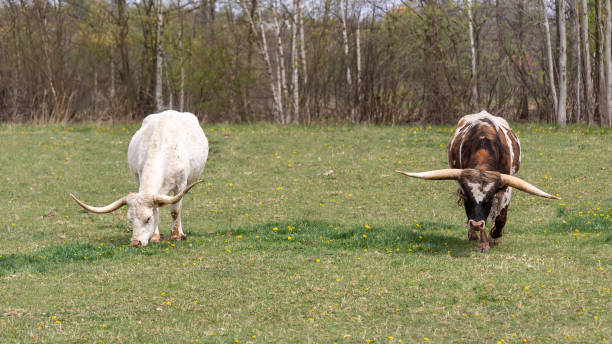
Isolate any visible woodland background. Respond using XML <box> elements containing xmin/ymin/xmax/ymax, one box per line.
<box><xmin>1</xmin><ymin>0</ymin><xmax>611</xmax><ymax>126</ymax></box>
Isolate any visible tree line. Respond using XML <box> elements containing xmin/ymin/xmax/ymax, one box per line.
<box><xmin>0</xmin><ymin>0</ymin><xmax>611</xmax><ymax>126</ymax></box>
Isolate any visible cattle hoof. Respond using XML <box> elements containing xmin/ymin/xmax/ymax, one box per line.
<box><xmin>170</xmin><ymin>234</ymin><xmax>187</xmax><ymax>241</ymax></box>
<box><xmin>468</xmin><ymin>231</ymin><xmax>478</xmax><ymax>241</ymax></box>
<box><xmin>150</xmin><ymin>233</ymin><xmax>161</xmax><ymax>243</ymax></box>
<box><xmin>489</xmin><ymin>237</ymin><xmax>500</xmax><ymax>246</ymax></box>
<box><xmin>477</xmin><ymin>244</ymin><xmax>490</xmax><ymax>253</ymax></box>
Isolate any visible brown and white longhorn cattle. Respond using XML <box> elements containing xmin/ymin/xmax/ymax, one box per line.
<box><xmin>397</xmin><ymin>111</ymin><xmax>559</xmax><ymax>252</ymax></box>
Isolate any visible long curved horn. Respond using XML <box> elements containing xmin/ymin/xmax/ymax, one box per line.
<box><xmin>70</xmin><ymin>194</ymin><xmax>127</xmax><ymax>213</ymax></box>
<box><xmin>500</xmin><ymin>174</ymin><xmax>560</xmax><ymax>199</ymax></box>
<box><xmin>154</xmin><ymin>180</ymin><xmax>204</xmax><ymax>205</ymax></box>
<box><xmin>396</xmin><ymin>169</ymin><xmax>462</xmax><ymax>180</ymax></box>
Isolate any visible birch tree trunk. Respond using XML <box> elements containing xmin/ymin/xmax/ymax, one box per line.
<box><xmin>606</xmin><ymin>0</ymin><xmax>612</xmax><ymax>125</ymax></box>
<box><xmin>542</xmin><ymin>0</ymin><xmax>559</xmax><ymax>117</ymax></box>
<box><xmin>570</xmin><ymin>0</ymin><xmax>582</xmax><ymax>123</ymax></box>
<box><xmin>581</xmin><ymin>0</ymin><xmax>595</xmax><ymax>124</ymax></box>
<box><xmin>291</xmin><ymin>6</ymin><xmax>299</xmax><ymax>123</ymax></box>
<box><xmin>558</xmin><ymin>0</ymin><xmax>568</xmax><ymax>125</ymax></box>
<box><xmin>110</xmin><ymin>46</ymin><xmax>115</xmax><ymax>101</ymax></box>
<box><xmin>155</xmin><ymin>0</ymin><xmax>164</xmax><ymax>112</ymax></box>
<box><xmin>296</xmin><ymin>0</ymin><xmax>308</xmax><ymax>121</ymax></box>
<box><xmin>355</xmin><ymin>0</ymin><xmax>362</xmax><ymax>123</ymax></box>
<box><xmin>466</xmin><ymin>0</ymin><xmax>479</xmax><ymax>111</ymax></box>
<box><xmin>240</xmin><ymin>0</ymin><xmax>282</xmax><ymax>123</ymax></box>
<box><xmin>339</xmin><ymin>0</ymin><xmax>354</xmax><ymax>121</ymax></box>
<box><xmin>178</xmin><ymin>0</ymin><xmax>185</xmax><ymax>112</ymax></box>
<box><xmin>165</xmin><ymin>60</ymin><xmax>173</xmax><ymax>109</ymax></box>
<box><xmin>597</xmin><ymin>0</ymin><xmax>608</xmax><ymax>125</ymax></box>
<box><xmin>495</xmin><ymin>0</ymin><xmax>506</xmax><ymax>112</ymax></box>
<box><xmin>272</xmin><ymin>2</ymin><xmax>288</xmax><ymax>123</ymax></box>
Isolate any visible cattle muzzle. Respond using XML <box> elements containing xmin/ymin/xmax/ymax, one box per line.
<box><xmin>130</xmin><ymin>240</ymin><xmax>142</xmax><ymax>247</ymax></box>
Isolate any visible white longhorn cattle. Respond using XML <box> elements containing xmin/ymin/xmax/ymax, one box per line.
<box><xmin>71</xmin><ymin>110</ymin><xmax>209</xmax><ymax>246</ymax></box>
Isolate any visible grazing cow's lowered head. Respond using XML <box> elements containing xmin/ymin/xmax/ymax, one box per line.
<box><xmin>71</xmin><ymin>181</ymin><xmax>201</xmax><ymax>246</ymax></box>
<box><xmin>71</xmin><ymin>110</ymin><xmax>209</xmax><ymax>246</ymax></box>
<box><xmin>397</xmin><ymin>111</ymin><xmax>559</xmax><ymax>252</ymax></box>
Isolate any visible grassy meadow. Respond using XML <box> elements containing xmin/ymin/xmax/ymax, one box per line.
<box><xmin>0</xmin><ymin>122</ymin><xmax>610</xmax><ymax>343</ymax></box>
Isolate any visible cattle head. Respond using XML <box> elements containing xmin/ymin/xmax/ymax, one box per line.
<box><xmin>70</xmin><ymin>180</ymin><xmax>202</xmax><ymax>246</ymax></box>
<box><xmin>397</xmin><ymin>168</ymin><xmax>559</xmax><ymax>236</ymax></box>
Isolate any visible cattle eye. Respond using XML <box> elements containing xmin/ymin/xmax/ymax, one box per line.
<box><xmin>145</xmin><ymin>217</ymin><xmax>151</xmax><ymax>224</ymax></box>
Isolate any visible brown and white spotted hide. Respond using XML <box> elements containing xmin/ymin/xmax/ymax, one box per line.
<box><xmin>448</xmin><ymin>111</ymin><xmax>521</xmax><ymax>252</ymax></box>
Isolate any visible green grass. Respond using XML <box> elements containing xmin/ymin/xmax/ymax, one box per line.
<box><xmin>0</xmin><ymin>123</ymin><xmax>610</xmax><ymax>343</ymax></box>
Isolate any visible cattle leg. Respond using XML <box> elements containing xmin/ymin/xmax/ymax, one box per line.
<box><xmin>489</xmin><ymin>187</ymin><xmax>512</xmax><ymax>246</ymax></box>
<box><xmin>489</xmin><ymin>205</ymin><xmax>508</xmax><ymax>246</ymax></box>
<box><xmin>170</xmin><ymin>200</ymin><xmax>186</xmax><ymax>241</ymax></box>
<box><xmin>150</xmin><ymin>208</ymin><xmax>161</xmax><ymax>242</ymax></box>
<box><xmin>469</xmin><ymin>220</ymin><xmax>489</xmax><ymax>253</ymax></box>
<box><xmin>468</xmin><ymin>226</ymin><xmax>478</xmax><ymax>241</ymax></box>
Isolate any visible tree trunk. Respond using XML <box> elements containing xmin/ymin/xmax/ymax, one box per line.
<box><xmin>542</xmin><ymin>0</ymin><xmax>559</xmax><ymax>118</ymax></box>
<box><xmin>495</xmin><ymin>0</ymin><xmax>506</xmax><ymax>114</ymax></box>
<box><xmin>240</xmin><ymin>0</ymin><xmax>282</xmax><ymax>122</ymax></box>
<box><xmin>178</xmin><ymin>0</ymin><xmax>185</xmax><ymax>112</ymax></box>
<box><xmin>558</xmin><ymin>0</ymin><xmax>568</xmax><ymax>125</ymax></box>
<box><xmin>422</xmin><ymin>0</ymin><xmax>444</xmax><ymax>123</ymax></box>
<box><xmin>110</xmin><ymin>46</ymin><xmax>116</xmax><ymax>101</ymax></box>
<box><xmin>606</xmin><ymin>0</ymin><xmax>612</xmax><ymax>125</ymax></box>
<box><xmin>570</xmin><ymin>0</ymin><xmax>582</xmax><ymax>123</ymax></box>
<box><xmin>467</xmin><ymin>0</ymin><xmax>479</xmax><ymax>111</ymax></box>
<box><xmin>272</xmin><ymin>2</ymin><xmax>288</xmax><ymax>123</ymax></box>
<box><xmin>340</xmin><ymin>0</ymin><xmax>354</xmax><ymax>122</ymax></box>
<box><xmin>581</xmin><ymin>0</ymin><xmax>595</xmax><ymax>124</ymax></box>
<box><xmin>291</xmin><ymin>4</ymin><xmax>299</xmax><ymax>123</ymax></box>
<box><xmin>597</xmin><ymin>0</ymin><xmax>608</xmax><ymax>125</ymax></box>
<box><xmin>296</xmin><ymin>0</ymin><xmax>308</xmax><ymax>122</ymax></box>
<box><xmin>355</xmin><ymin>0</ymin><xmax>363</xmax><ymax>123</ymax></box>
<box><xmin>155</xmin><ymin>0</ymin><xmax>164</xmax><ymax>112</ymax></box>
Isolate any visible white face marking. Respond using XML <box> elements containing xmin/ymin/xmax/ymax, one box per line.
<box><xmin>466</xmin><ymin>182</ymin><xmax>495</xmax><ymax>203</ymax></box>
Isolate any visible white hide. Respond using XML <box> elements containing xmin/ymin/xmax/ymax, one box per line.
<box><xmin>126</xmin><ymin>110</ymin><xmax>208</xmax><ymax>245</ymax></box>
<box><xmin>128</xmin><ymin>110</ymin><xmax>208</xmax><ymax>195</ymax></box>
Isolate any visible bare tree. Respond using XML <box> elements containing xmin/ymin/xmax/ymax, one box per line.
<box><xmin>178</xmin><ymin>0</ymin><xmax>185</xmax><ymax>111</ymax></box>
<box><xmin>597</xmin><ymin>0</ymin><xmax>608</xmax><ymax>125</ymax></box>
<box><xmin>606</xmin><ymin>0</ymin><xmax>612</xmax><ymax>126</ymax></box>
<box><xmin>339</xmin><ymin>0</ymin><xmax>354</xmax><ymax>122</ymax></box>
<box><xmin>541</xmin><ymin>0</ymin><xmax>558</xmax><ymax>118</ymax></box>
<box><xmin>580</xmin><ymin>0</ymin><xmax>594</xmax><ymax>124</ymax></box>
<box><xmin>291</xmin><ymin>1</ymin><xmax>299</xmax><ymax>123</ymax></box>
<box><xmin>272</xmin><ymin>1</ymin><xmax>289</xmax><ymax>123</ymax></box>
<box><xmin>355</xmin><ymin>0</ymin><xmax>363</xmax><ymax>123</ymax></box>
<box><xmin>558</xmin><ymin>0</ymin><xmax>567</xmax><ymax>125</ymax></box>
<box><xmin>155</xmin><ymin>0</ymin><xmax>164</xmax><ymax>111</ymax></box>
<box><xmin>240</xmin><ymin>0</ymin><xmax>283</xmax><ymax>122</ymax></box>
<box><xmin>296</xmin><ymin>0</ymin><xmax>308</xmax><ymax>121</ymax></box>
<box><xmin>570</xmin><ymin>0</ymin><xmax>582</xmax><ymax>123</ymax></box>
<box><xmin>466</xmin><ymin>0</ymin><xmax>479</xmax><ymax>110</ymax></box>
